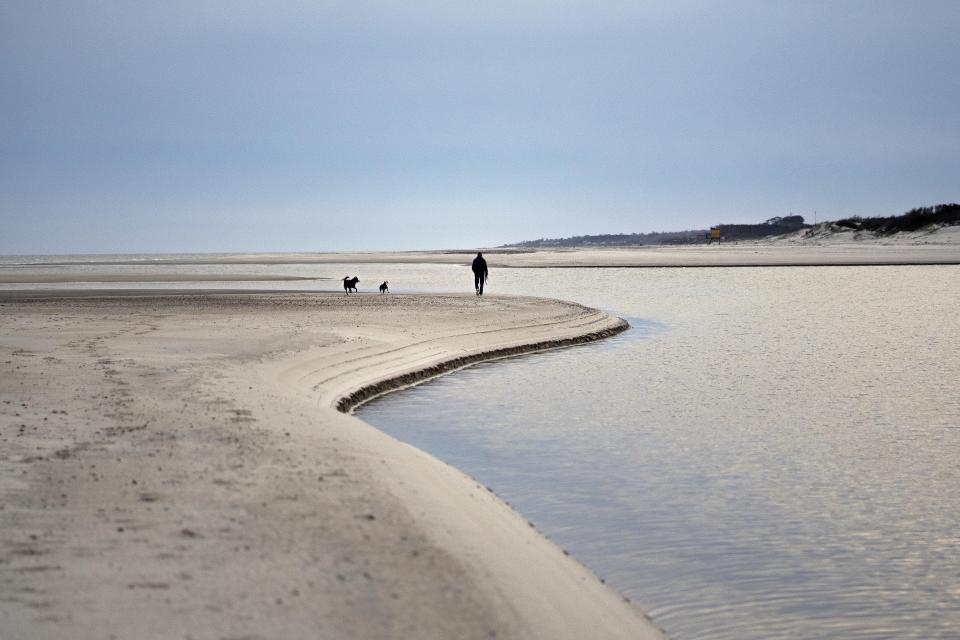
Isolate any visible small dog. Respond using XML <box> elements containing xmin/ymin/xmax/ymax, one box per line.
<box><xmin>343</xmin><ymin>276</ymin><xmax>359</xmax><ymax>294</ymax></box>
<box><xmin>379</xmin><ymin>281</ymin><xmax>389</xmax><ymax>294</ymax></box>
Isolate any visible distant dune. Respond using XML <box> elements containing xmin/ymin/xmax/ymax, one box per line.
<box><xmin>758</xmin><ymin>221</ymin><xmax>960</xmax><ymax>246</ymax></box>
<box><xmin>503</xmin><ymin>204</ymin><xmax>960</xmax><ymax>249</ymax></box>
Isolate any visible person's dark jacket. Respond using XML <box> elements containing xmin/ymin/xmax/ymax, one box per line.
<box><xmin>471</xmin><ymin>255</ymin><xmax>488</xmax><ymax>278</ymax></box>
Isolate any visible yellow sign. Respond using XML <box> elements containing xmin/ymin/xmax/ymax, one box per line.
<box><xmin>710</xmin><ymin>227</ymin><xmax>721</xmax><ymax>239</ymax></box>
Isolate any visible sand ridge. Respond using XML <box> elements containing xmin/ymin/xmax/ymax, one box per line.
<box><xmin>0</xmin><ymin>291</ymin><xmax>663</xmax><ymax>640</ymax></box>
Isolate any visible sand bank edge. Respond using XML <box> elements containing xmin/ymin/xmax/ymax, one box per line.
<box><xmin>335</xmin><ymin>316</ymin><xmax>630</xmax><ymax>413</ymax></box>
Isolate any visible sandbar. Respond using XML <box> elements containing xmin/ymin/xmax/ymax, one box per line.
<box><xmin>7</xmin><ymin>240</ymin><xmax>959</xmax><ymax>270</ymax></box>
<box><xmin>0</xmin><ymin>291</ymin><xmax>663</xmax><ymax>639</ymax></box>
<box><xmin>0</xmin><ymin>274</ymin><xmax>325</xmax><ymax>284</ymax></box>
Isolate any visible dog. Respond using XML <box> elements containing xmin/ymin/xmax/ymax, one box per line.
<box><xmin>379</xmin><ymin>281</ymin><xmax>389</xmax><ymax>294</ymax></box>
<box><xmin>342</xmin><ymin>276</ymin><xmax>359</xmax><ymax>294</ymax></box>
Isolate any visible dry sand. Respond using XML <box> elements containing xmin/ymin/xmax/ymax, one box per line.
<box><xmin>6</xmin><ymin>239</ymin><xmax>945</xmax><ymax>638</ymax></box>
<box><xmin>0</xmin><ymin>291</ymin><xmax>663</xmax><ymax>640</ymax></box>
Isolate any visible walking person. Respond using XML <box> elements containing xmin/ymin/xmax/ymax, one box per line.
<box><xmin>471</xmin><ymin>252</ymin><xmax>488</xmax><ymax>296</ymax></box>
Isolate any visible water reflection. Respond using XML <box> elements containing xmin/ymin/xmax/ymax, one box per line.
<box><xmin>358</xmin><ymin>265</ymin><xmax>960</xmax><ymax>640</ymax></box>
<box><xmin>8</xmin><ymin>256</ymin><xmax>958</xmax><ymax>638</ymax></box>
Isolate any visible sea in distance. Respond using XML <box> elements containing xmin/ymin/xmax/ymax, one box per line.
<box><xmin>3</xmin><ymin>254</ymin><xmax>959</xmax><ymax>639</ymax></box>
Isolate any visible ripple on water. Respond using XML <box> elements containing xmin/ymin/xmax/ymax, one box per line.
<box><xmin>359</xmin><ymin>265</ymin><xmax>960</xmax><ymax>640</ymax></box>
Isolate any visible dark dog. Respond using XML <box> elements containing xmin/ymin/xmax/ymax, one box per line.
<box><xmin>343</xmin><ymin>276</ymin><xmax>359</xmax><ymax>294</ymax></box>
<box><xmin>379</xmin><ymin>281</ymin><xmax>389</xmax><ymax>294</ymax></box>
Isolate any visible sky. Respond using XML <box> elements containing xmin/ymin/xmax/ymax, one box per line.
<box><xmin>1</xmin><ymin>1</ymin><xmax>958</xmax><ymax>253</ymax></box>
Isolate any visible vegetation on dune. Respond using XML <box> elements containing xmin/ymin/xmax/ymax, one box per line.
<box><xmin>833</xmin><ymin>204</ymin><xmax>960</xmax><ymax>235</ymax></box>
<box><xmin>507</xmin><ymin>230</ymin><xmax>709</xmax><ymax>248</ymax></box>
<box><xmin>504</xmin><ymin>216</ymin><xmax>809</xmax><ymax>247</ymax></box>
<box><xmin>715</xmin><ymin>215</ymin><xmax>808</xmax><ymax>241</ymax></box>
<box><xmin>503</xmin><ymin>204</ymin><xmax>960</xmax><ymax>247</ymax></box>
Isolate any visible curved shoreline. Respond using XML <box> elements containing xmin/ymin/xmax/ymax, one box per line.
<box><xmin>0</xmin><ymin>291</ymin><xmax>665</xmax><ymax>640</ymax></box>
<box><xmin>336</xmin><ymin>317</ymin><xmax>629</xmax><ymax>413</ymax></box>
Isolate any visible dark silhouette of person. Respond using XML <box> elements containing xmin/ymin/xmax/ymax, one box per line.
<box><xmin>471</xmin><ymin>252</ymin><xmax>488</xmax><ymax>296</ymax></box>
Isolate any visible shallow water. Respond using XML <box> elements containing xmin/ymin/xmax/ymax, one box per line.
<box><xmin>6</xmin><ymin>255</ymin><xmax>959</xmax><ymax>638</ymax></box>
<box><xmin>357</xmin><ymin>265</ymin><xmax>960</xmax><ymax>640</ymax></box>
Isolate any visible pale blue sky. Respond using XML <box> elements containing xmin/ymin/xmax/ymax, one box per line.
<box><xmin>2</xmin><ymin>1</ymin><xmax>958</xmax><ymax>253</ymax></box>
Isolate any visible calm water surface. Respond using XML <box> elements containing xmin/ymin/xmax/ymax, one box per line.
<box><xmin>7</xmin><ymin>256</ymin><xmax>960</xmax><ymax>638</ymax></box>
<box><xmin>357</xmin><ymin>265</ymin><xmax>960</xmax><ymax>640</ymax></box>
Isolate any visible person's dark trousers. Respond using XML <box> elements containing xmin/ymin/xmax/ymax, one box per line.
<box><xmin>474</xmin><ymin>273</ymin><xmax>484</xmax><ymax>295</ymax></box>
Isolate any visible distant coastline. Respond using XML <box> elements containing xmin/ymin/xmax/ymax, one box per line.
<box><xmin>502</xmin><ymin>203</ymin><xmax>960</xmax><ymax>248</ymax></box>
<box><xmin>2</xmin><ymin>241</ymin><xmax>959</xmax><ymax>274</ymax></box>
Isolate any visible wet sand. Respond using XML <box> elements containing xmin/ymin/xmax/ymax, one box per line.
<box><xmin>0</xmin><ymin>291</ymin><xmax>662</xmax><ymax>640</ymax></box>
<box><xmin>7</xmin><ymin>242</ymin><xmax>958</xmax><ymax>269</ymax></box>
<box><xmin>0</xmin><ymin>274</ymin><xmax>324</xmax><ymax>284</ymax></box>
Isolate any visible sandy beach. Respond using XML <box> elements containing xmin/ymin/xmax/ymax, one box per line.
<box><xmin>3</xmin><ymin>240</ymin><xmax>957</xmax><ymax>638</ymax></box>
<box><xmin>0</xmin><ymin>274</ymin><xmax>326</xmax><ymax>284</ymax></box>
<box><xmin>10</xmin><ymin>237</ymin><xmax>957</xmax><ymax>271</ymax></box>
<box><xmin>0</xmin><ymin>290</ymin><xmax>663</xmax><ymax>639</ymax></box>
